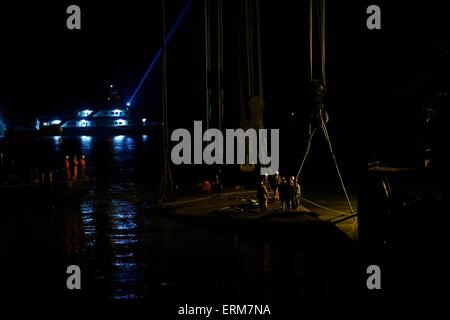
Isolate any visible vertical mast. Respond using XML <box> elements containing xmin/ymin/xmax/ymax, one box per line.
<box><xmin>159</xmin><ymin>0</ymin><xmax>173</xmax><ymax>201</ymax></box>
<box><xmin>204</xmin><ymin>0</ymin><xmax>211</xmax><ymax>129</ymax></box>
<box><xmin>217</xmin><ymin>0</ymin><xmax>224</xmax><ymax>133</ymax></box>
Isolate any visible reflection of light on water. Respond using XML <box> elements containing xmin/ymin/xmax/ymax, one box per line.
<box><xmin>81</xmin><ymin>135</ymin><xmax>92</xmax><ymax>143</ymax></box>
<box><xmin>107</xmin><ymin>197</ymin><xmax>143</xmax><ymax>299</ymax></box>
<box><xmin>142</xmin><ymin>135</ymin><xmax>148</xmax><ymax>142</ymax></box>
<box><xmin>80</xmin><ymin>197</ymin><xmax>97</xmax><ymax>248</ymax></box>
<box><xmin>114</xmin><ymin>135</ymin><xmax>126</xmax><ymax>143</ymax></box>
<box><xmin>112</xmin><ymin>223</ymin><xmax>138</xmax><ymax>231</ymax></box>
<box><xmin>115</xmin><ymin>253</ymin><xmax>135</xmax><ymax>258</ymax></box>
<box><xmin>112</xmin><ymin>261</ymin><xmax>139</xmax><ymax>270</ymax></box>
<box><xmin>112</xmin><ymin>291</ymin><xmax>141</xmax><ymax>300</ymax></box>
<box><xmin>80</xmin><ymin>136</ymin><xmax>93</xmax><ymax>155</ymax></box>
<box><xmin>51</xmin><ymin>136</ymin><xmax>62</xmax><ymax>154</ymax></box>
<box><xmin>113</xmin><ymin>135</ymin><xmax>135</xmax><ymax>154</ymax></box>
<box><xmin>111</xmin><ymin>198</ymin><xmax>138</xmax><ymax>231</ymax></box>
<box><xmin>81</xmin><ymin>191</ymin><xmax>144</xmax><ymax>300</ymax></box>
<box><xmin>77</xmin><ymin>136</ymin><xmax>144</xmax><ymax>300</ymax></box>
<box><xmin>110</xmin><ymin>237</ymin><xmax>139</xmax><ymax>246</ymax></box>
<box><xmin>110</xmin><ymin>183</ymin><xmax>134</xmax><ymax>192</ymax></box>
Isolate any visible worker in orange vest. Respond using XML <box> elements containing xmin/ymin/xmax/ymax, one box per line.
<box><xmin>79</xmin><ymin>155</ymin><xmax>87</xmax><ymax>179</ymax></box>
<box><xmin>72</xmin><ymin>155</ymin><xmax>79</xmax><ymax>181</ymax></box>
<box><xmin>64</xmin><ymin>156</ymin><xmax>71</xmax><ymax>181</ymax></box>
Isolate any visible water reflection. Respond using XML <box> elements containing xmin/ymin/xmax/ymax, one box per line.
<box><xmin>50</xmin><ymin>136</ymin><xmax>63</xmax><ymax>156</ymax></box>
<box><xmin>64</xmin><ymin>212</ymin><xmax>86</xmax><ymax>255</ymax></box>
<box><xmin>80</xmin><ymin>135</ymin><xmax>144</xmax><ymax>299</ymax></box>
<box><xmin>113</xmin><ymin>135</ymin><xmax>135</xmax><ymax>153</ymax></box>
<box><xmin>80</xmin><ymin>136</ymin><xmax>93</xmax><ymax>154</ymax></box>
<box><xmin>80</xmin><ymin>197</ymin><xmax>97</xmax><ymax>249</ymax></box>
<box><xmin>113</xmin><ymin>135</ymin><xmax>126</xmax><ymax>143</ymax></box>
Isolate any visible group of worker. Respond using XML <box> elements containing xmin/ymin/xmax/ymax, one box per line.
<box><xmin>64</xmin><ymin>154</ymin><xmax>87</xmax><ymax>182</ymax></box>
<box><xmin>257</xmin><ymin>172</ymin><xmax>301</xmax><ymax>214</ymax></box>
<box><xmin>199</xmin><ymin>172</ymin><xmax>223</xmax><ymax>194</ymax></box>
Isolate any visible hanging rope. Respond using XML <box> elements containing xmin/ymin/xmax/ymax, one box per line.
<box><xmin>296</xmin><ymin>127</ymin><xmax>316</xmax><ymax>180</ymax></box>
<box><xmin>319</xmin><ymin>112</ymin><xmax>355</xmax><ymax>215</ymax></box>
<box><xmin>237</xmin><ymin>0</ymin><xmax>265</xmax><ymax>173</ymax></box>
<box><xmin>310</xmin><ymin>0</ymin><xmax>326</xmax><ymax>85</ymax></box>
<box><xmin>159</xmin><ymin>0</ymin><xmax>173</xmax><ymax>201</ymax></box>
<box><xmin>255</xmin><ymin>0</ymin><xmax>264</xmax><ymax>99</ymax></box>
<box><xmin>217</xmin><ymin>0</ymin><xmax>224</xmax><ymax>132</ymax></box>
<box><xmin>237</xmin><ymin>0</ymin><xmax>246</xmax><ymax>124</ymax></box>
<box><xmin>309</xmin><ymin>0</ymin><xmax>313</xmax><ymax>81</ymax></box>
<box><xmin>204</xmin><ymin>0</ymin><xmax>211</xmax><ymax>129</ymax></box>
<box><xmin>244</xmin><ymin>0</ymin><xmax>253</xmax><ymax>96</ymax></box>
<box><xmin>240</xmin><ymin>0</ymin><xmax>265</xmax><ymax>108</ymax></box>
<box><xmin>300</xmin><ymin>196</ymin><xmax>357</xmax><ymax>217</ymax></box>
<box><xmin>319</xmin><ymin>0</ymin><xmax>326</xmax><ymax>86</ymax></box>
<box><xmin>297</xmin><ymin>0</ymin><xmax>355</xmax><ymax>219</ymax></box>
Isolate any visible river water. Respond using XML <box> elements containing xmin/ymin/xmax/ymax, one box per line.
<box><xmin>0</xmin><ymin>135</ymin><xmax>364</xmax><ymax>310</ymax></box>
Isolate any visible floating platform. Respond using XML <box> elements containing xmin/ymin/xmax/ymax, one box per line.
<box><xmin>148</xmin><ymin>190</ymin><xmax>358</xmax><ymax>244</ymax></box>
<box><xmin>0</xmin><ymin>178</ymin><xmax>93</xmax><ymax>207</ymax></box>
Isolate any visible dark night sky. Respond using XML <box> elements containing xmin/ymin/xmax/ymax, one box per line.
<box><xmin>1</xmin><ymin>1</ymin><xmax>449</xmax><ymax>169</ymax></box>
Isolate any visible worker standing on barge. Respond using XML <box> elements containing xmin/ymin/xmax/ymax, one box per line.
<box><xmin>80</xmin><ymin>154</ymin><xmax>87</xmax><ymax>179</ymax></box>
<box><xmin>72</xmin><ymin>155</ymin><xmax>79</xmax><ymax>181</ymax></box>
<box><xmin>64</xmin><ymin>156</ymin><xmax>71</xmax><ymax>181</ymax></box>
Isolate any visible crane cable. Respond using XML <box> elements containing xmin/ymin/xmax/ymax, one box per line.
<box><xmin>296</xmin><ymin>127</ymin><xmax>317</xmax><ymax>180</ymax></box>
<box><xmin>309</xmin><ymin>0</ymin><xmax>313</xmax><ymax>81</ymax></box>
<box><xmin>300</xmin><ymin>196</ymin><xmax>357</xmax><ymax>218</ymax></box>
<box><xmin>319</xmin><ymin>0</ymin><xmax>326</xmax><ymax>86</ymax></box>
<box><xmin>255</xmin><ymin>0</ymin><xmax>264</xmax><ymax>98</ymax></box>
<box><xmin>320</xmin><ymin>112</ymin><xmax>355</xmax><ymax>216</ymax></box>
<box><xmin>245</xmin><ymin>0</ymin><xmax>253</xmax><ymax>96</ymax></box>
<box><xmin>159</xmin><ymin>0</ymin><xmax>174</xmax><ymax>201</ymax></box>
<box><xmin>204</xmin><ymin>0</ymin><xmax>211</xmax><ymax>129</ymax></box>
<box><xmin>217</xmin><ymin>0</ymin><xmax>224</xmax><ymax>132</ymax></box>
<box><xmin>310</xmin><ymin>0</ymin><xmax>326</xmax><ymax>84</ymax></box>
<box><xmin>300</xmin><ymin>0</ymin><xmax>355</xmax><ymax>218</ymax></box>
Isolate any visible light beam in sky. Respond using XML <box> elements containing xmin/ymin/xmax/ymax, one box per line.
<box><xmin>127</xmin><ymin>0</ymin><xmax>193</xmax><ymax>106</ymax></box>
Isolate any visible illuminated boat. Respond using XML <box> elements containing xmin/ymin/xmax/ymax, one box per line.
<box><xmin>34</xmin><ymin>85</ymin><xmax>156</xmax><ymax>136</ymax></box>
<box><xmin>36</xmin><ymin>108</ymin><xmax>156</xmax><ymax>136</ymax></box>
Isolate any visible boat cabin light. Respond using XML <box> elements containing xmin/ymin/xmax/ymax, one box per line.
<box><xmin>78</xmin><ymin>109</ymin><xmax>93</xmax><ymax>117</ymax></box>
